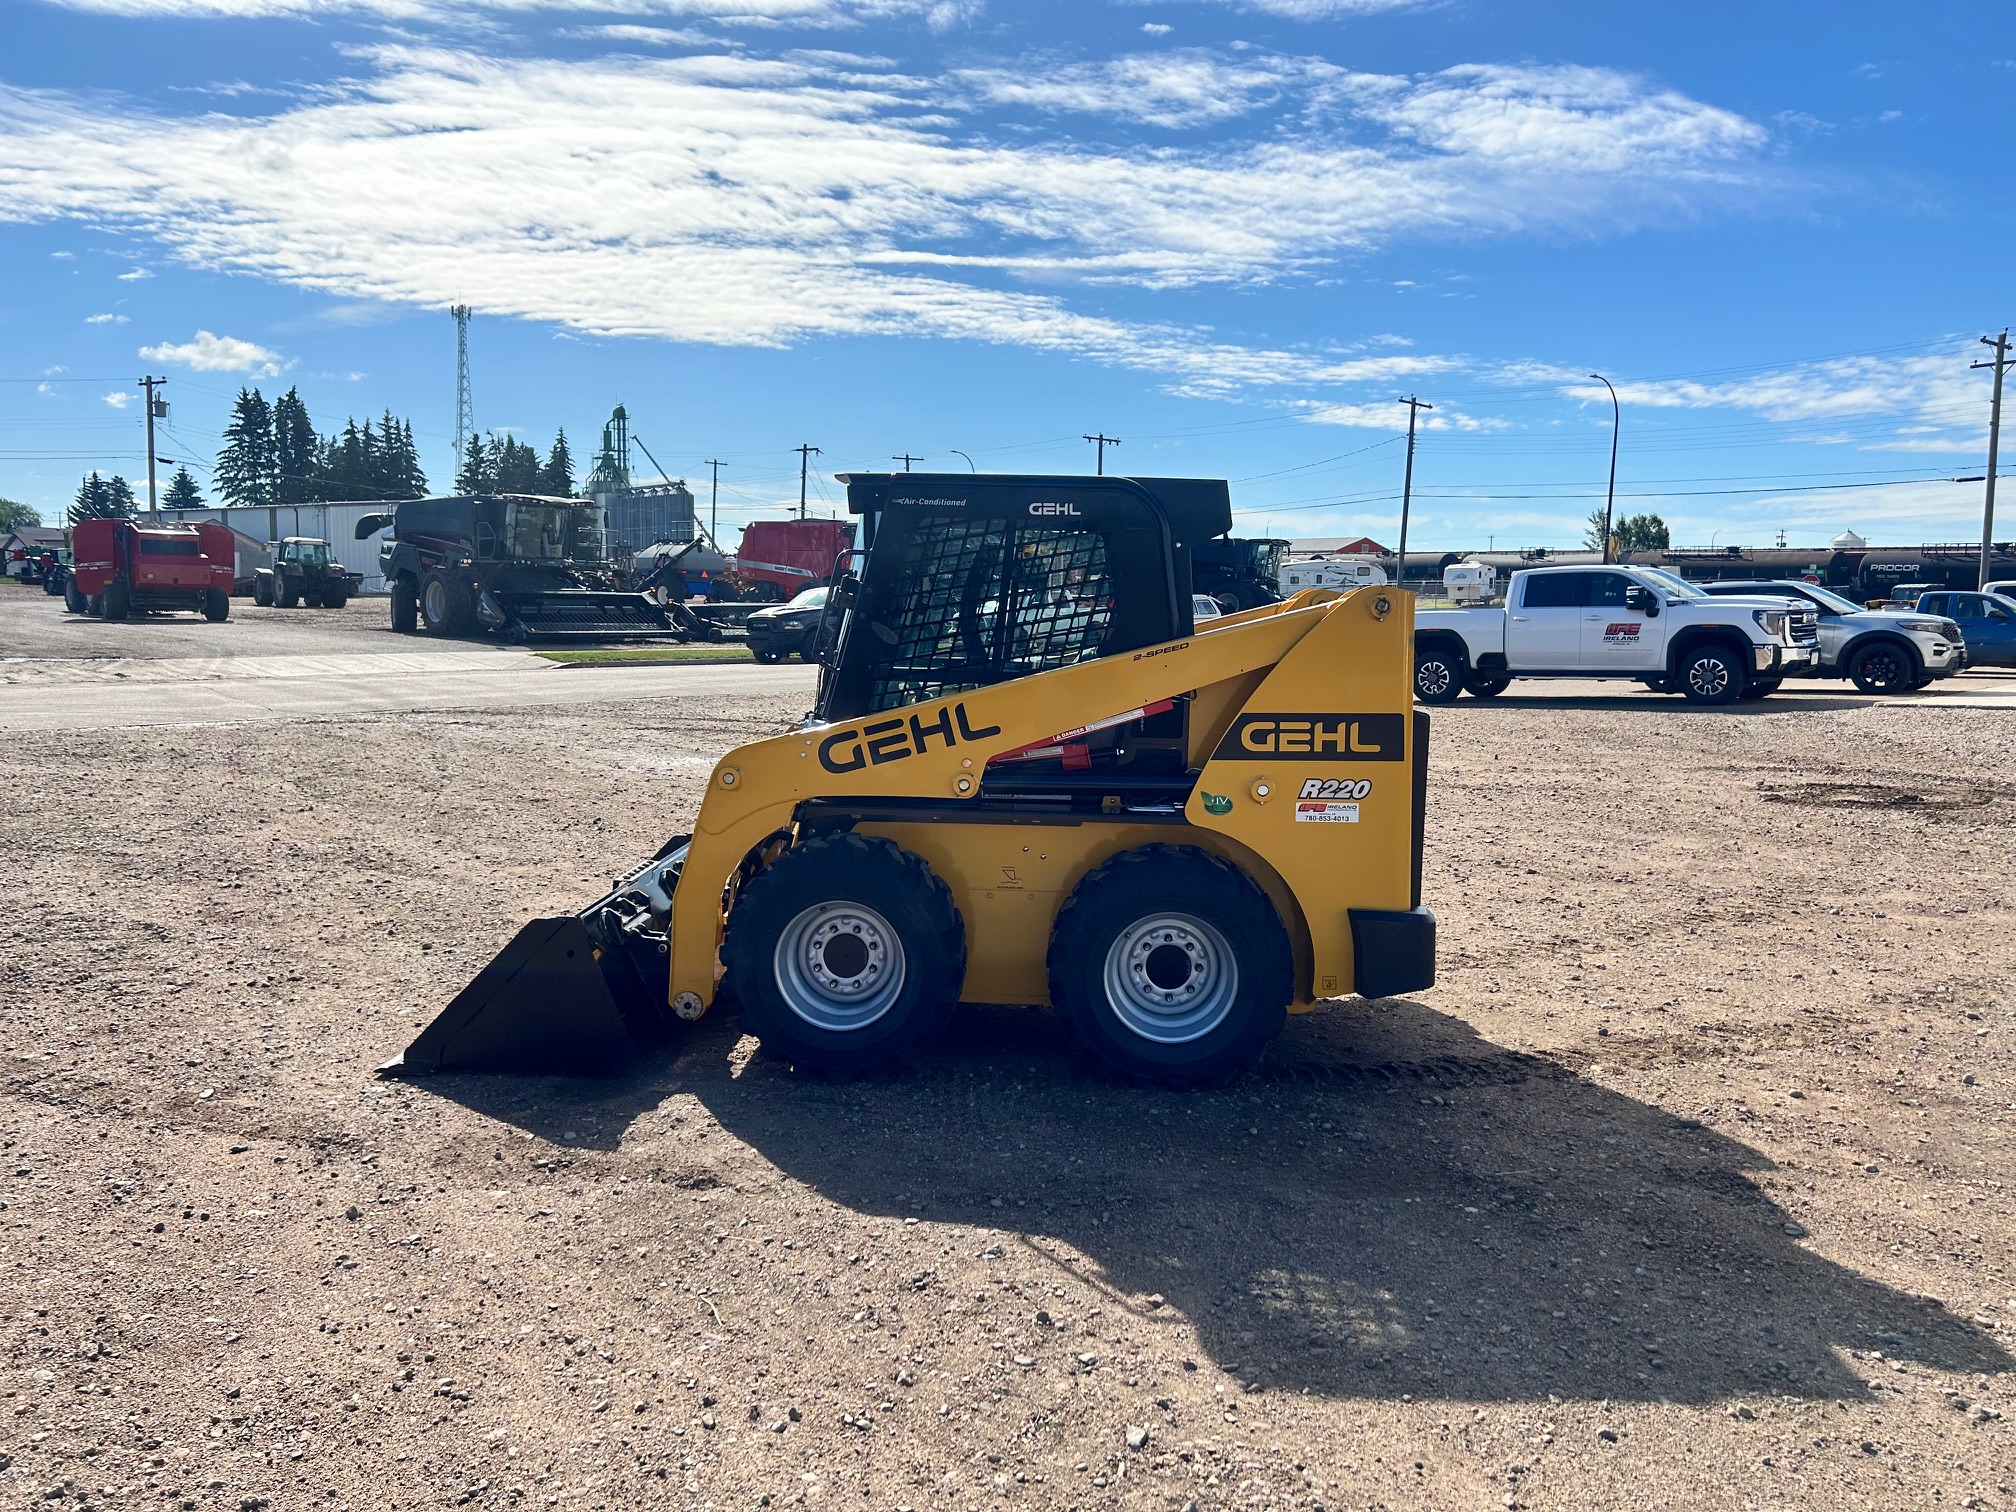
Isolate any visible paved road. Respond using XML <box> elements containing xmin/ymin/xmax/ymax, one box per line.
<box><xmin>0</xmin><ymin>651</ymin><xmax>817</xmax><ymax>730</ymax></box>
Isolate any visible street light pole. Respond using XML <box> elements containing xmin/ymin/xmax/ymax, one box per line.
<box><xmin>1396</xmin><ymin>396</ymin><xmax>1432</xmax><ymax>589</ymax></box>
<box><xmin>1590</xmin><ymin>373</ymin><xmax>1619</xmax><ymax>564</ymax></box>
<box><xmin>1973</xmin><ymin>331</ymin><xmax>2011</xmax><ymax>590</ymax></box>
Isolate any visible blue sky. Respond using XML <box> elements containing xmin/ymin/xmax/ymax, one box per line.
<box><xmin>1</xmin><ymin>0</ymin><xmax>2010</xmax><ymax>549</ymax></box>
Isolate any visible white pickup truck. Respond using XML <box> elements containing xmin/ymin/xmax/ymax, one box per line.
<box><xmin>1413</xmin><ymin>563</ymin><xmax>1818</xmax><ymax>705</ymax></box>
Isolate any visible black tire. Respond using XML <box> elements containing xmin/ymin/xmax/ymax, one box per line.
<box><xmin>723</xmin><ymin>834</ymin><xmax>966</xmax><ymax>1078</ymax></box>
<box><xmin>1677</xmin><ymin>642</ymin><xmax>1745</xmax><ymax>705</ymax></box>
<box><xmin>253</xmin><ymin>577</ymin><xmax>274</xmax><ymax>608</ymax></box>
<box><xmin>64</xmin><ymin>580</ymin><xmax>87</xmax><ymax>615</ymax></box>
<box><xmin>751</xmin><ymin>648</ymin><xmax>781</xmax><ymax>665</ymax></box>
<box><xmin>1848</xmin><ymin>640</ymin><xmax>1917</xmax><ymax>695</ymax></box>
<box><xmin>325</xmin><ymin>589</ymin><xmax>348</xmax><ymax>610</ymax></box>
<box><xmin>1466</xmin><ymin>671</ymin><xmax>1510</xmax><ymax>699</ymax></box>
<box><xmin>420</xmin><ymin>570</ymin><xmax>473</xmax><ymax>635</ymax></box>
<box><xmin>1414</xmin><ymin>645</ymin><xmax>1465</xmax><ymax>705</ymax></box>
<box><xmin>1047</xmin><ymin>845</ymin><xmax>1291</xmax><ymax>1088</ymax></box>
<box><xmin>276</xmin><ymin>577</ymin><xmax>299</xmax><ymax>609</ymax></box>
<box><xmin>797</xmin><ymin>644</ymin><xmax>819</xmax><ymax>664</ymax></box>
<box><xmin>202</xmin><ymin>587</ymin><xmax>229</xmax><ymax>623</ymax></box>
<box><xmin>1214</xmin><ymin>585</ymin><xmax>1251</xmax><ymax>614</ymax></box>
<box><xmin>391</xmin><ymin>574</ymin><xmax>418</xmax><ymax>633</ymax></box>
<box><xmin>102</xmin><ymin>578</ymin><xmax>131</xmax><ymax>621</ymax></box>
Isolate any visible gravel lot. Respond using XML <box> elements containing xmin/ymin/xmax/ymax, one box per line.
<box><xmin>4</xmin><ymin>582</ymin><xmax>2016</xmax><ymax>1512</ymax></box>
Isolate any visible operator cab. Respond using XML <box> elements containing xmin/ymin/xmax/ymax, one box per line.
<box><xmin>818</xmin><ymin>473</ymin><xmax>1229</xmax><ymax>723</ymax></box>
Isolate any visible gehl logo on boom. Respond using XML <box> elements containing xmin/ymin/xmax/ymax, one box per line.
<box><xmin>1212</xmin><ymin>712</ymin><xmax>1406</xmax><ymax>761</ymax></box>
<box><xmin>818</xmin><ymin>703</ymin><xmax>1003</xmax><ymax>773</ymax></box>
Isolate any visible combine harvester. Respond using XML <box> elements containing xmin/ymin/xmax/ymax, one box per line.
<box><xmin>354</xmin><ymin>494</ymin><xmax>719</xmax><ymax>641</ymax></box>
<box><xmin>383</xmin><ymin>473</ymin><xmax>1435</xmax><ymax>1086</ymax></box>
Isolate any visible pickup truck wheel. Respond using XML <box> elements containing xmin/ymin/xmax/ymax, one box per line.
<box><xmin>1413</xmin><ymin>648</ymin><xmax>1465</xmax><ymax>705</ymax></box>
<box><xmin>751</xmin><ymin>649</ymin><xmax>781</xmax><ymax>665</ymax></box>
<box><xmin>1678</xmin><ymin>643</ymin><xmax>1744</xmax><ymax>705</ymax></box>
<box><xmin>1465</xmin><ymin>672</ymin><xmax>1510</xmax><ymax>699</ymax></box>
<box><xmin>1848</xmin><ymin>641</ymin><xmax>1916</xmax><ymax>695</ymax></box>
<box><xmin>1048</xmin><ymin>845</ymin><xmax>1291</xmax><ymax>1088</ymax></box>
<box><xmin>724</xmin><ymin>834</ymin><xmax>965</xmax><ymax>1079</ymax></box>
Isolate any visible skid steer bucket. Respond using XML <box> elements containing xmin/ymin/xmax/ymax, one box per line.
<box><xmin>379</xmin><ymin>842</ymin><xmax>686</xmax><ymax>1077</ymax></box>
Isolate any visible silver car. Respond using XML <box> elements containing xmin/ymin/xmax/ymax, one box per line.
<box><xmin>1698</xmin><ymin>579</ymin><xmax>1964</xmax><ymax>693</ymax></box>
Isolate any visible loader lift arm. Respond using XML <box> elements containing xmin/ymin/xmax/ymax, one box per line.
<box><xmin>385</xmin><ymin>473</ymin><xmax>1433</xmax><ymax>1086</ymax></box>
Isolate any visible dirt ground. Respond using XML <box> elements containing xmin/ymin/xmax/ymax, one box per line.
<box><xmin>4</xmin><ymin>622</ymin><xmax>2016</xmax><ymax>1511</ymax></box>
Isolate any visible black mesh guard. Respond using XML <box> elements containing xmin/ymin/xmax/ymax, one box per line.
<box><xmin>864</xmin><ymin>518</ymin><xmax>1115</xmax><ymax>712</ymax></box>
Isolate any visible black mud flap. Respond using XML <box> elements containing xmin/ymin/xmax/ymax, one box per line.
<box><xmin>379</xmin><ymin>916</ymin><xmax>646</xmax><ymax>1077</ymax></box>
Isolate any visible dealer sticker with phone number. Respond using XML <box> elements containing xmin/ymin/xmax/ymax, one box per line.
<box><xmin>1295</xmin><ymin>801</ymin><xmax>1360</xmax><ymax>823</ymax></box>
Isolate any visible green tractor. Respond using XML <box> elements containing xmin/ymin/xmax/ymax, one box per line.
<box><xmin>253</xmin><ymin>538</ymin><xmax>361</xmax><ymax>609</ymax></box>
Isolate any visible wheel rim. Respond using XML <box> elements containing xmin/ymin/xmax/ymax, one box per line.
<box><xmin>1688</xmin><ymin>655</ymin><xmax>1732</xmax><ymax>698</ymax></box>
<box><xmin>1101</xmin><ymin>912</ymin><xmax>1239</xmax><ymax>1045</ymax></box>
<box><xmin>1417</xmin><ymin>659</ymin><xmax>1454</xmax><ymax>698</ymax></box>
<box><xmin>423</xmin><ymin>578</ymin><xmax>447</xmax><ymax>623</ymax></box>
<box><xmin>773</xmin><ymin>901</ymin><xmax>907</xmax><ymax>1032</ymax></box>
<box><xmin>1863</xmin><ymin>650</ymin><xmax>1904</xmax><ymax>689</ymax></box>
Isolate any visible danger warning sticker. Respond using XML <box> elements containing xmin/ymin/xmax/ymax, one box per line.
<box><xmin>1294</xmin><ymin>801</ymin><xmax>1361</xmax><ymax>824</ymax></box>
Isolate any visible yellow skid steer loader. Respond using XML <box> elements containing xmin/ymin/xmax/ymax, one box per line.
<box><xmin>382</xmin><ymin>472</ymin><xmax>1434</xmax><ymax>1087</ymax></box>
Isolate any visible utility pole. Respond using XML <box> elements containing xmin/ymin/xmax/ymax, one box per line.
<box><xmin>703</xmin><ymin>459</ymin><xmax>724</xmax><ymax>544</ymax></box>
<box><xmin>1974</xmin><ymin>331</ymin><xmax>2012</xmax><ymax>590</ymax></box>
<box><xmin>451</xmin><ymin>306</ymin><xmax>474</xmax><ymax>462</ymax></box>
<box><xmin>1083</xmin><ymin>433</ymin><xmax>1120</xmax><ymax>475</ymax></box>
<box><xmin>1589</xmin><ymin>373</ymin><xmax>1620</xmax><ymax>564</ymax></box>
<box><xmin>138</xmin><ymin>375</ymin><xmax>167</xmax><ymax>521</ymax></box>
<box><xmin>893</xmin><ymin>453</ymin><xmax>922</xmax><ymax>472</ymax></box>
<box><xmin>795</xmin><ymin>444</ymin><xmax>821</xmax><ymax>520</ymax></box>
<box><xmin>1396</xmin><ymin>397</ymin><xmax>1432</xmax><ymax>589</ymax></box>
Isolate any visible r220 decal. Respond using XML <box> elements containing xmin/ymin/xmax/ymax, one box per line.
<box><xmin>1298</xmin><ymin>778</ymin><xmax>1371</xmax><ymax>800</ymax></box>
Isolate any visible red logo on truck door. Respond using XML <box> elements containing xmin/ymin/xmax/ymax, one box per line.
<box><xmin>1602</xmin><ymin>622</ymin><xmax>1641</xmax><ymax>642</ymax></box>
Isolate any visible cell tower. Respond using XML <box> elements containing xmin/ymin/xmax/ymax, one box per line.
<box><xmin>451</xmin><ymin>305</ymin><xmax>474</xmax><ymax>459</ymax></box>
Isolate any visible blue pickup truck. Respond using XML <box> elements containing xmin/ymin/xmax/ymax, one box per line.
<box><xmin>1917</xmin><ymin>590</ymin><xmax>2016</xmax><ymax>668</ymax></box>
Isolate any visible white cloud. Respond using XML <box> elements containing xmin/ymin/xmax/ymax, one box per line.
<box><xmin>116</xmin><ymin>266</ymin><xmax>153</xmax><ymax>280</ymax></box>
<box><xmin>1157</xmin><ymin>0</ymin><xmax>1421</xmax><ymax>16</ymax></box>
<box><xmin>1140</xmin><ymin>22</ymin><xmax>1171</xmax><ymax>35</ymax></box>
<box><xmin>0</xmin><ymin>49</ymin><xmax>1775</xmax><ymax>399</ymax></box>
<box><xmin>85</xmin><ymin>311</ymin><xmax>129</xmax><ymax>323</ymax></box>
<box><xmin>45</xmin><ymin>0</ymin><xmax>976</xmax><ymax>22</ymax></box>
<box><xmin>1558</xmin><ymin>353</ymin><xmax>1989</xmax><ymax>454</ymax></box>
<box><xmin>102</xmin><ymin>390</ymin><xmax>131</xmax><ymax>408</ymax></box>
<box><xmin>956</xmin><ymin>49</ymin><xmax>1307</xmax><ymax>129</ymax></box>
<box><xmin>137</xmin><ymin>329</ymin><xmax>288</xmax><ymax>376</ymax></box>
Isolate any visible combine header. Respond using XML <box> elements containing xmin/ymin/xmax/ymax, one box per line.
<box><xmin>384</xmin><ymin>473</ymin><xmax>1436</xmax><ymax>1087</ymax></box>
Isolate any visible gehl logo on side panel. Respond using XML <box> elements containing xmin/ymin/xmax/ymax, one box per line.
<box><xmin>1211</xmin><ymin>712</ymin><xmax>1406</xmax><ymax>761</ymax></box>
<box><xmin>818</xmin><ymin>702</ymin><xmax>1004</xmax><ymax>773</ymax></box>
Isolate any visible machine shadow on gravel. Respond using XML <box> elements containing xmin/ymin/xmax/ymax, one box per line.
<box><xmin>427</xmin><ymin>1000</ymin><xmax>2011</xmax><ymax>1406</ymax></box>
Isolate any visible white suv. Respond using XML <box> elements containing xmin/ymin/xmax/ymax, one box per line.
<box><xmin>1697</xmin><ymin>580</ymin><xmax>1963</xmax><ymax>694</ymax></box>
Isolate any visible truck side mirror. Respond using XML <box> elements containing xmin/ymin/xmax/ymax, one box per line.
<box><xmin>1624</xmin><ymin>584</ymin><xmax>1658</xmax><ymax>616</ymax></box>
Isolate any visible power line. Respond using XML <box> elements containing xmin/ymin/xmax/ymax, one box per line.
<box><xmin>794</xmin><ymin>443</ymin><xmax>821</xmax><ymax>521</ymax></box>
<box><xmin>1083</xmin><ymin>432</ymin><xmax>1120</xmax><ymax>475</ymax></box>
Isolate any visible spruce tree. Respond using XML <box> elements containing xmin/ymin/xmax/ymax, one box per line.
<box><xmin>399</xmin><ymin>420</ymin><xmax>428</xmax><ymax>498</ymax></box>
<box><xmin>215</xmin><ymin>388</ymin><xmax>276</xmax><ymax>508</ymax></box>
<box><xmin>455</xmin><ymin>433</ymin><xmax>491</xmax><ymax>495</ymax></box>
<box><xmin>540</xmin><ymin>429</ymin><xmax>575</xmax><ymax>497</ymax></box>
<box><xmin>272</xmin><ymin>388</ymin><xmax>319</xmax><ymax>505</ymax></box>
<box><xmin>104</xmin><ymin>475</ymin><xmax>139</xmax><ymax>516</ymax></box>
<box><xmin>69</xmin><ymin>472</ymin><xmax>111</xmax><ymax>524</ymax></box>
<box><xmin>162</xmin><ymin>467</ymin><xmax>204</xmax><ymax>511</ymax></box>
